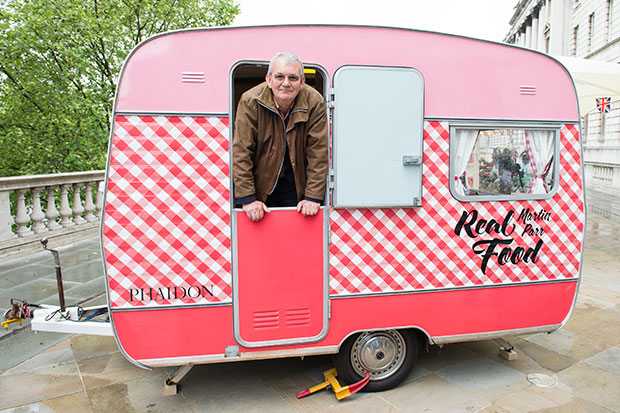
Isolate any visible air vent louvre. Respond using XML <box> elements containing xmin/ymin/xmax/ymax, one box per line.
<box><xmin>520</xmin><ymin>85</ymin><xmax>536</xmax><ymax>95</ymax></box>
<box><xmin>285</xmin><ymin>308</ymin><xmax>311</xmax><ymax>327</ymax></box>
<box><xmin>182</xmin><ymin>72</ymin><xmax>205</xmax><ymax>83</ymax></box>
<box><xmin>253</xmin><ymin>310</ymin><xmax>279</xmax><ymax>330</ymax></box>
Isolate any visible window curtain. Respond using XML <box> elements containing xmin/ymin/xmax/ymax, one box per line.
<box><xmin>525</xmin><ymin>130</ymin><xmax>554</xmax><ymax>194</ymax></box>
<box><xmin>453</xmin><ymin>130</ymin><xmax>479</xmax><ymax>196</ymax></box>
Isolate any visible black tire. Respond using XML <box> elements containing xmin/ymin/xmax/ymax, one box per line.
<box><xmin>335</xmin><ymin>329</ymin><xmax>418</xmax><ymax>392</ymax></box>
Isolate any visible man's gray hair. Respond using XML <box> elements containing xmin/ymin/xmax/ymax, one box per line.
<box><xmin>268</xmin><ymin>52</ymin><xmax>305</xmax><ymax>79</ymax></box>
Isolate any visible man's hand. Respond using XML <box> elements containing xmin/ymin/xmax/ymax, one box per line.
<box><xmin>242</xmin><ymin>200</ymin><xmax>270</xmax><ymax>222</ymax></box>
<box><xmin>297</xmin><ymin>199</ymin><xmax>320</xmax><ymax>217</ymax></box>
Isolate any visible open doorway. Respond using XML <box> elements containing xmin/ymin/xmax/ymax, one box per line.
<box><xmin>229</xmin><ymin>61</ymin><xmax>328</xmax><ymax>204</ymax></box>
<box><xmin>230</xmin><ymin>62</ymin><xmax>330</xmax><ymax>347</ymax></box>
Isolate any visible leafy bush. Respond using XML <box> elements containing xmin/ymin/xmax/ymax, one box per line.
<box><xmin>0</xmin><ymin>0</ymin><xmax>239</xmax><ymax>176</ymax></box>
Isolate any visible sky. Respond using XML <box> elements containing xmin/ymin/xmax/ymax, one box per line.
<box><xmin>231</xmin><ymin>0</ymin><xmax>517</xmax><ymax>43</ymax></box>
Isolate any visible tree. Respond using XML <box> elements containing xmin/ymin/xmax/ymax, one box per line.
<box><xmin>0</xmin><ymin>0</ymin><xmax>239</xmax><ymax>176</ymax></box>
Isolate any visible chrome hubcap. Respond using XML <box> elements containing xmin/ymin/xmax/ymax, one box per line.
<box><xmin>350</xmin><ymin>330</ymin><xmax>406</xmax><ymax>380</ymax></box>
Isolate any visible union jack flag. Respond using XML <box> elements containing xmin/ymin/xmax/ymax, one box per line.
<box><xmin>596</xmin><ymin>97</ymin><xmax>611</xmax><ymax>113</ymax></box>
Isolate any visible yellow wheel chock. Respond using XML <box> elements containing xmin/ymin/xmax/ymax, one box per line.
<box><xmin>296</xmin><ymin>368</ymin><xmax>370</xmax><ymax>401</ymax></box>
<box><xmin>1</xmin><ymin>318</ymin><xmax>22</xmax><ymax>329</ymax></box>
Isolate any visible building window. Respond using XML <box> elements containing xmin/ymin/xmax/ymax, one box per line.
<box><xmin>572</xmin><ymin>25</ymin><xmax>579</xmax><ymax>56</ymax></box>
<box><xmin>450</xmin><ymin>127</ymin><xmax>558</xmax><ymax>200</ymax></box>
<box><xmin>590</xmin><ymin>12</ymin><xmax>596</xmax><ymax>47</ymax></box>
<box><xmin>544</xmin><ymin>24</ymin><xmax>551</xmax><ymax>53</ymax></box>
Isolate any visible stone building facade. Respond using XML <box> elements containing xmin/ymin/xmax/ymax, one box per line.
<box><xmin>506</xmin><ymin>0</ymin><xmax>620</xmax><ymax>190</ymax></box>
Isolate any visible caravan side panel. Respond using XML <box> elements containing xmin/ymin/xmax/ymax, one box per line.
<box><xmin>103</xmin><ymin>115</ymin><xmax>232</xmax><ymax>309</ymax></box>
<box><xmin>102</xmin><ymin>26</ymin><xmax>585</xmax><ymax>366</ymax></box>
<box><xmin>329</xmin><ymin>121</ymin><xmax>584</xmax><ymax>296</ymax></box>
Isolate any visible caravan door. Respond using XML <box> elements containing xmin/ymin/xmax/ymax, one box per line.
<box><xmin>233</xmin><ymin>209</ymin><xmax>328</xmax><ymax>347</ymax></box>
<box><xmin>231</xmin><ymin>63</ymin><xmax>329</xmax><ymax>348</ymax></box>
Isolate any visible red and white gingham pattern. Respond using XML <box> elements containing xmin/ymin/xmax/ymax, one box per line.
<box><xmin>103</xmin><ymin>115</ymin><xmax>231</xmax><ymax>308</ymax></box>
<box><xmin>103</xmin><ymin>116</ymin><xmax>584</xmax><ymax>305</ymax></box>
<box><xmin>329</xmin><ymin>122</ymin><xmax>585</xmax><ymax>296</ymax></box>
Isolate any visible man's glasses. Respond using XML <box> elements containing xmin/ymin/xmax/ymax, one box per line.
<box><xmin>271</xmin><ymin>74</ymin><xmax>301</xmax><ymax>82</ymax></box>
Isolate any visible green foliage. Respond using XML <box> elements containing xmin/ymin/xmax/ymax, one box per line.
<box><xmin>0</xmin><ymin>0</ymin><xmax>239</xmax><ymax>176</ymax></box>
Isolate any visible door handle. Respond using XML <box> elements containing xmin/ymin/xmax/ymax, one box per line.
<box><xmin>402</xmin><ymin>155</ymin><xmax>422</xmax><ymax>166</ymax></box>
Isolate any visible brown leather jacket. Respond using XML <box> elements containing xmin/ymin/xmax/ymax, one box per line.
<box><xmin>232</xmin><ymin>82</ymin><xmax>328</xmax><ymax>204</ymax></box>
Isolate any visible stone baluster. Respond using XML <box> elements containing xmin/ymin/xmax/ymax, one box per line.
<box><xmin>30</xmin><ymin>187</ymin><xmax>47</xmax><ymax>234</ymax></box>
<box><xmin>45</xmin><ymin>185</ymin><xmax>61</xmax><ymax>231</ymax></box>
<box><xmin>0</xmin><ymin>190</ymin><xmax>16</xmax><ymax>241</ymax></box>
<box><xmin>96</xmin><ymin>181</ymin><xmax>104</xmax><ymax>218</ymax></box>
<box><xmin>72</xmin><ymin>183</ymin><xmax>86</xmax><ymax>224</ymax></box>
<box><xmin>0</xmin><ymin>171</ymin><xmax>105</xmax><ymax>240</ymax></box>
<box><xmin>15</xmin><ymin>189</ymin><xmax>33</xmax><ymax>237</ymax></box>
<box><xmin>84</xmin><ymin>182</ymin><xmax>97</xmax><ymax>222</ymax></box>
<box><xmin>59</xmin><ymin>184</ymin><xmax>74</xmax><ymax>228</ymax></box>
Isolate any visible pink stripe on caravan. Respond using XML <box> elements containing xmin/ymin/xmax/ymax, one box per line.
<box><xmin>115</xmin><ymin>26</ymin><xmax>578</xmax><ymax>121</ymax></box>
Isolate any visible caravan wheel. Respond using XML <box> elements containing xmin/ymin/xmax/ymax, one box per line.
<box><xmin>335</xmin><ymin>329</ymin><xmax>418</xmax><ymax>392</ymax></box>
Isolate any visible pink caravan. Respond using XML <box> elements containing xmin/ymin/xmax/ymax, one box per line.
<box><xmin>100</xmin><ymin>25</ymin><xmax>584</xmax><ymax>392</ymax></box>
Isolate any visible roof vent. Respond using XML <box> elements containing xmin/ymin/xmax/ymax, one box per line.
<box><xmin>520</xmin><ymin>85</ymin><xmax>536</xmax><ymax>95</ymax></box>
<box><xmin>181</xmin><ymin>72</ymin><xmax>205</xmax><ymax>83</ymax></box>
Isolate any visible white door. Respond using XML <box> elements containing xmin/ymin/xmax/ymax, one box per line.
<box><xmin>332</xmin><ymin>66</ymin><xmax>425</xmax><ymax>207</ymax></box>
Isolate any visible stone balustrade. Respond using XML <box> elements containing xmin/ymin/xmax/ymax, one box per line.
<box><xmin>0</xmin><ymin>171</ymin><xmax>105</xmax><ymax>255</ymax></box>
<box><xmin>584</xmin><ymin>161</ymin><xmax>620</xmax><ymax>189</ymax></box>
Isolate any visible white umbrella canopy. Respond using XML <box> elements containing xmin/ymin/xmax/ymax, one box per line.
<box><xmin>553</xmin><ymin>55</ymin><xmax>620</xmax><ymax>116</ymax></box>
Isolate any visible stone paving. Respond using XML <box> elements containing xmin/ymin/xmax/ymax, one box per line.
<box><xmin>0</xmin><ymin>239</ymin><xmax>104</xmax><ymax>371</ymax></box>
<box><xmin>0</xmin><ymin>193</ymin><xmax>619</xmax><ymax>412</ymax></box>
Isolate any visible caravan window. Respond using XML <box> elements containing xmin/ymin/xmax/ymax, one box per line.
<box><xmin>450</xmin><ymin>127</ymin><xmax>559</xmax><ymax>201</ymax></box>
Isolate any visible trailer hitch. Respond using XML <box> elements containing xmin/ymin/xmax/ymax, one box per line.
<box><xmin>296</xmin><ymin>368</ymin><xmax>370</xmax><ymax>401</ymax></box>
<box><xmin>2</xmin><ymin>240</ymin><xmax>65</xmax><ymax>329</ymax></box>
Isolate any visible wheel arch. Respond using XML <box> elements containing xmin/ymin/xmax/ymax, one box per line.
<box><xmin>336</xmin><ymin>325</ymin><xmax>433</xmax><ymax>352</ymax></box>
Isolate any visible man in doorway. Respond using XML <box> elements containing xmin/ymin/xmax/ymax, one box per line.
<box><xmin>232</xmin><ymin>52</ymin><xmax>328</xmax><ymax>222</ymax></box>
